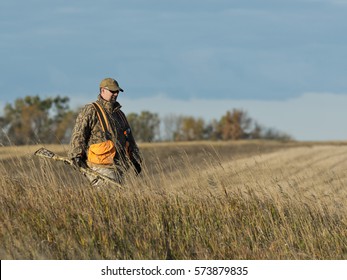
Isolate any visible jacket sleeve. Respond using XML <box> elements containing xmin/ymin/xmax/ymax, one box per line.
<box><xmin>120</xmin><ymin>111</ymin><xmax>142</xmax><ymax>173</ymax></box>
<box><xmin>68</xmin><ymin>104</ymin><xmax>95</xmax><ymax>159</ymax></box>
<box><xmin>128</xmin><ymin>134</ymin><xmax>142</xmax><ymax>175</ymax></box>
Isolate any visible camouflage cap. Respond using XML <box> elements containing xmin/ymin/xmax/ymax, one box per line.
<box><xmin>99</xmin><ymin>78</ymin><xmax>124</xmax><ymax>92</ymax></box>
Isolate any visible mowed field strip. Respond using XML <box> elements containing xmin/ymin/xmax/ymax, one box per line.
<box><xmin>208</xmin><ymin>145</ymin><xmax>347</xmax><ymax>213</ymax></box>
<box><xmin>135</xmin><ymin>142</ymin><xmax>347</xmax><ymax>214</ymax></box>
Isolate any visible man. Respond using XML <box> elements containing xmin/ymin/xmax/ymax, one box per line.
<box><xmin>69</xmin><ymin>77</ymin><xmax>142</xmax><ymax>186</ymax></box>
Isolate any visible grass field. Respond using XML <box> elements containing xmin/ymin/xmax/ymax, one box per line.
<box><xmin>0</xmin><ymin>140</ymin><xmax>346</xmax><ymax>259</ymax></box>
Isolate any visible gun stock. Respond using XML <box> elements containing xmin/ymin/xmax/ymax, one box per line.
<box><xmin>34</xmin><ymin>147</ymin><xmax>122</xmax><ymax>189</ymax></box>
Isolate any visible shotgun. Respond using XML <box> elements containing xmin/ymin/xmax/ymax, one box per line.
<box><xmin>34</xmin><ymin>147</ymin><xmax>122</xmax><ymax>189</ymax></box>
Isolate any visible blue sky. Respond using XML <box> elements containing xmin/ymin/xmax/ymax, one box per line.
<box><xmin>1</xmin><ymin>0</ymin><xmax>347</xmax><ymax>140</ymax></box>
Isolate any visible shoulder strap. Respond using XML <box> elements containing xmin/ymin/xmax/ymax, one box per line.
<box><xmin>91</xmin><ymin>102</ymin><xmax>110</xmax><ymax>133</ymax></box>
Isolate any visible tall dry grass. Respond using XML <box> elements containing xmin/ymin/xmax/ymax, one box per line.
<box><xmin>0</xmin><ymin>141</ymin><xmax>346</xmax><ymax>259</ymax></box>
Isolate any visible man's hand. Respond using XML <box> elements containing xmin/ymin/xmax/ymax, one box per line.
<box><xmin>72</xmin><ymin>156</ymin><xmax>88</xmax><ymax>169</ymax></box>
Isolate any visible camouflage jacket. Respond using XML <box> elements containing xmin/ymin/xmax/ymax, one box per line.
<box><xmin>69</xmin><ymin>95</ymin><xmax>141</xmax><ymax>168</ymax></box>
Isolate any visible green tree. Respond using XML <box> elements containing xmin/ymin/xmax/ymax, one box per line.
<box><xmin>49</xmin><ymin>96</ymin><xmax>77</xmax><ymax>143</ymax></box>
<box><xmin>175</xmin><ymin>116</ymin><xmax>205</xmax><ymax>141</ymax></box>
<box><xmin>262</xmin><ymin>127</ymin><xmax>293</xmax><ymax>141</ymax></box>
<box><xmin>127</xmin><ymin>111</ymin><xmax>160</xmax><ymax>142</ymax></box>
<box><xmin>203</xmin><ymin>119</ymin><xmax>220</xmax><ymax>140</ymax></box>
<box><xmin>2</xmin><ymin>95</ymin><xmax>74</xmax><ymax>145</ymax></box>
<box><xmin>249</xmin><ymin>121</ymin><xmax>263</xmax><ymax>139</ymax></box>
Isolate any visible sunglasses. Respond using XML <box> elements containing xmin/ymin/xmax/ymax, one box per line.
<box><xmin>104</xmin><ymin>87</ymin><xmax>119</xmax><ymax>94</ymax></box>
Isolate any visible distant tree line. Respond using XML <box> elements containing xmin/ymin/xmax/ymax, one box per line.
<box><xmin>0</xmin><ymin>95</ymin><xmax>292</xmax><ymax>146</ymax></box>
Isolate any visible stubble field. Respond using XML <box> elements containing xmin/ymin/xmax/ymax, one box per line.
<box><xmin>0</xmin><ymin>140</ymin><xmax>346</xmax><ymax>259</ymax></box>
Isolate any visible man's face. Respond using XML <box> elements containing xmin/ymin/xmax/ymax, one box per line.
<box><xmin>101</xmin><ymin>87</ymin><xmax>119</xmax><ymax>102</ymax></box>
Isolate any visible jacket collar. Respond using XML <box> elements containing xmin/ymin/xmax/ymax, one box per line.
<box><xmin>97</xmin><ymin>94</ymin><xmax>122</xmax><ymax>112</ymax></box>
